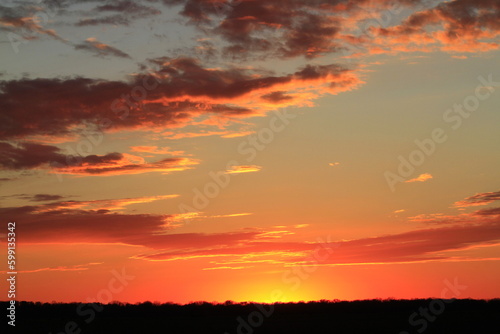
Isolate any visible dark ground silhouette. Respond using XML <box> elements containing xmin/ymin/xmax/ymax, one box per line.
<box><xmin>3</xmin><ymin>299</ymin><xmax>499</xmax><ymax>333</ymax></box>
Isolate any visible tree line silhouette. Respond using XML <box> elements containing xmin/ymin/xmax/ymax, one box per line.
<box><xmin>3</xmin><ymin>298</ymin><xmax>499</xmax><ymax>333</ymax></box>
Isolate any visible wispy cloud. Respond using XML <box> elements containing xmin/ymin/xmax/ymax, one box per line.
<box><xmin>135</xmin><ymin>217</ymin><xmax>500</xmax><ymax>266</ymax></box>
<box><xmin>32</xmin><ymin>195</ymin><xmax>179</xmax><ymax>214</ymax></box>
<box><xmin>76</xmin><ymin>0</ymin><xmax>160</xmax><ymax>27</ymax></box>
<box><xmin>405</xmin><ymin>173</ymin><xmax>433</xmax><ymax>183</ymax></box>
<box><xmin>162</xmin><ymin>129</ymin><xmax>254</xmax><ymax>140</ymax></box>
<box><xmin>0</xmin><ymin>4</ymin><xmax>66</xmax><ymax>42</ymax></box>
<box><xmin>130</xmin><ymin>146</ymin><xmax>186</xmax><ymax>156</ymax></box>
<box><xmin>455</xmin><ymin>190</ymin><xmax>500</xmax><ymax>207</ymax></box>
<box><xmin>226</xmin><ymin>165</ymin><xmax>262</xmax><ymax>174</ymax></box>
<box><xmin>209</xmin><ymin>213</ymin><xmax>253</xmax><ymax>218</ymax></box>
<box><xmin>74</xmin><ymin>37</ymin><xmax>131</xmax><ymax>59</ymax></box>
<box><xmin>0</xmin><ymin>262</ymin><xmax>103</xmax><ymax>274</ymax></box>
<box><xmin>0</xmin><ymin>142</ymin><xmax>198</xmax><ymax>176</ymax></box>
<box><xmin>6</xmin><ymin>193</ymin><xmax>66</xmax><ymax>202</ymax></box>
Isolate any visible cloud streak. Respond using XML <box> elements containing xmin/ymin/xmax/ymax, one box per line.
<box><xmin>0</xmin><ymin>4</ymin><xmax>66</xmax><ymax>42</ymax></box>
<box><xmin>225</xmin><ymin>165</ymin><xmax>262</xmax><ymax>174</ymax></box>
<box><xmin>0</xmin><ymin>142</ymin><xmax>198</xmax><ymax>176</ymax></box>
<box><xmin>134</xmin><ymin>218</ymin><xmax>500</xmax><ymax>266</ymax></box>
<box><xmin>74</xmin><ymin>38</ymin><xmax>131</xmax><ymax>59</ymax></box>
<box><xmin>405</xmin><ymin>173</ymin><xmax>433</xmax><ymax>183</ymax></box>
<box><xmin>4</xmin><ymin>193</ymin><xmax>499</xmax><ymax>268</ymax></box>
<box><xmin>455</xmin><ymin>190</ymin><xmax>500</xmax><ymax>207</ymax></box>
<box><xmin>76</xmin><ymin>0</ymin><xmax>160</xmax><ymax>26</ymax></box>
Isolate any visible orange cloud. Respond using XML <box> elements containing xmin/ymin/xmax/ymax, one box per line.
<box><xmin>209</xmin><ymin>213</ymin><xmax>253</xmax><ymax>218</ymax></box>
<box><xmin>0</xmin><ymin>59</ymin><xmax>363</xmax><ymax>146</ymax></box>
<box><xmin>129</xmin><ymin>192</ymin><xmax>500</xmax><ymax>267</ymax></box>
<box><xmin>0</xmin><ymin>141</ymin><xmax>199</xmax><ymax>176</ymax></box>
<box><xmin>225</xmin><ymin>165</ymin><xmax>262</xmax><ymax>174</ymax></box>
<box><xmin>367</xmin><ymin>0</ymin><xmax>500</xmax><ymax>56</ymax></box>
<box><xmin>133</xmin><ymin>217</ymin><xmax>500</xmax><ymax>266</ymax></box>
<box><xmin>32</xmin><ymin>195</ymin><xmax>179</xmax><ymax>214</ymax></box>
<box><xmin>147</xmin><ymin>58</ymin><xmax>365</xmax><ymax>119</ymax></box>
<box><xmin>3</xmin><ymin>192</ymin><xmax>500</xmax><ymax>267</ymax></box>
<box><xmin>202</xmin><ymin>266</ymin><xmax>251</xmax><ymax>271</ymax></box>
<box><xmin>0</xmin><ymin>15</ymin><xmax>65</xmax><ymax>42</ymax></box>
<box><xmin>53</xmin><ymin>155</ymin><xmax>199</xmax><ymax>176</ymax></box>
<box><xmin>130</xmin><ymin>146</ymin><xmax>186</xmax><ymax>156</ymax></box>
<box><xmin>0</xmin><ymin>262</ymin><xmax>103</xmax><ymax>274</ymax></box>
<box><xmin>163</xmin><ymin>129</ymin><xmax>253</xmax><ymax>140</ymax></box>
<box><xmin>405</xmin><ymin>173</ymin><xmax>433</xmax><ymax>183</ymax></box>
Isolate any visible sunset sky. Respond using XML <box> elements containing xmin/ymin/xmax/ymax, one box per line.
<box><xmin>1</xmin><ymin>0</ymin><xmax>500</xmax><ymax>304</ymax></box>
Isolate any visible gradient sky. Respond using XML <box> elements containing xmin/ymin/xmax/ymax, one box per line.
<box><xmin>1</xmin><ymin>0</ymin><xmax>500</xmax><ymax>304</ymax></box>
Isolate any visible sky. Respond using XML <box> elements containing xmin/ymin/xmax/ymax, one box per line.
<box><xmin>0</xmin><ymin>0</ymin><xmax>500</xmax><ymax>304</ymax></box>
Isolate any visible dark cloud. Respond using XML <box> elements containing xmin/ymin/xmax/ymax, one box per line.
<box><xmin>0</xmin><ymin>142</ymin><xmax>69</xmax><ymax>170</ymax></box>
<box><xmin>3</xmin><ymin>194</ymin><xmax>499</xmax><ymax>265</ymax></box>
<box><xmin>0</xmin><ymin>197</ymin><xmax>261</xmax><ymax>250</ymax></box>
<box><xmin>158</xmin><ymin>0</ymin><xmax>500</xmax><ymax>60</ymax></box>
<box><xmin>0</xmin><ymin>193</ymin><xmax>67</xmax><ymax>202</ymax></box>
<box><xmin>0</xmin><ymin>141</ymin><xmax>119</xmax><ymax>170</ymax></box>
<box><xmin>455</xmin><ymin>190</ymin><xmax>500</xmax><ymax>207</ymax></box>
<box><xmin>128</xmin><ymin>216</ymin><xmax>500</xmax><ymax>264</ymax></box>
<box><xmin>97</xmin><ymin>1</ymin><xmax>160</xmax><ymax>15</ymax></box>
<box><xmin>165</xmin><ymin>0</ymin><xmax>343</xmax><ymax>59</ymax></box>
<box><xmin>373</xmin><ymin>0</ymin><xmax>500</xmax><ymax>52</ymax></box>
<box><xmin>0</xmin><ymin>142</ymin><xmax>197</xmax><ymax>175</ymax></box>
<box><xmin>24</xmin><ymin>194</ymin><xmax>66</xmax><ymax>202</ymax></box>
<box><xmin>76</xmin><ymin>1</ymin><xmax>160</xmax><ymax>27</ymax></box>
<box><xmin>76</xmin><ymin>15</ymin><xmax>131</xmax><ymax>27</ymax></box>
<box><xmin>58</xmin><ymin>156</ymin><xmax>197</xmax><ymax>176</ymax></box>
<box><xmin>146</xmin><ymin>57</ymin><xmax>358</xmax><ymax>101</ymax></box>
<box><xmin>158</xmin><ymin>0</ymin><xmax>431</xmax><ymax>60</ymax></box>
<box><xmin>0</xmin><ymin>4</ymin><xmax>66</xmax><ymax>42</ymax></box>
<box><xmin>3</xmin><ymin>0</ymin><xmax>499</xmax><ymax>62</ymax></box>
<box><xmin>0</xmin><ymin>58</ymin><xmax>359</xmax><ymax>142</ymax></box>
<box><xmin>74</xmin><ymin>38</ymin><xmax>131</xmax><ymax>59</ymax></box>
<box><xmin>3</xmin><ymin>208</ymin><xmax>172</xmax><ymax>245</ymax></box>
<box><xmin>474</xmin><ymin>207</ymin><xmax>500</xmax><ymax>216</ymax></box>
<box><xmin>261</xmin><ymin>91</ymin><xmax>293</xmax><ymax>103</ymax></box>
<box><xmin>0</xmin><ymin>75</ymin><xmax>154</xmax><ymax>140</ymax></box>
